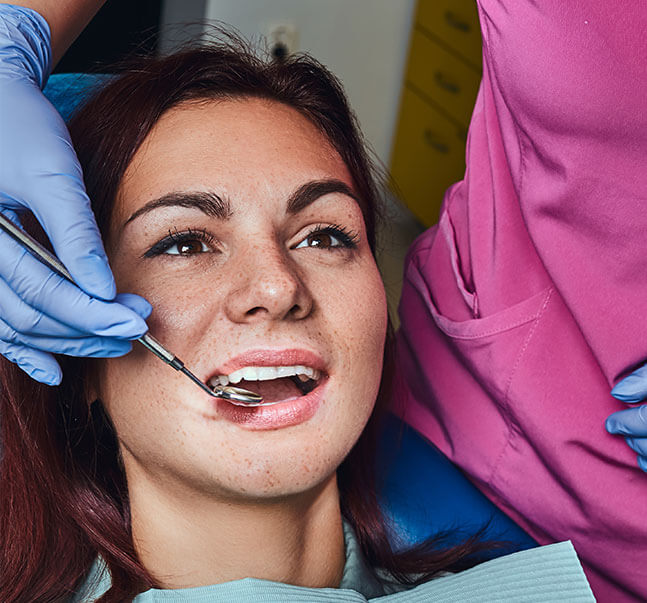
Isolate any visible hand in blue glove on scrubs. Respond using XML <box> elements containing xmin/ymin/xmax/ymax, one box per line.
<box><xmin>0</xmin><ymin>3</ymin><xmax>150</xmax><ymax>385</ymax></box>
<box><xmin>606</xmin><ymin>364</ymin><xmax>647</xmax><ymax>472</ymax></box>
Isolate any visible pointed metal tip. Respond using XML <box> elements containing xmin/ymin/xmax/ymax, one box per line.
<box><xmin>212</xmin><ymin>385</ymin><xmax>265</xmax><ymax>405</ymax></box>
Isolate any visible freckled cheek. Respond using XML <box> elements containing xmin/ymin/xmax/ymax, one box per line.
<box><xmin>96</xmin><ymin>267</ymin><xmax>230</xmax><ymax>412</ymax></box>
<box><xmin>121</xmin><ymin>267</ymin><xmax>230</xmax><ymax>356</ymax></box>
<box><xmin>335</xmin><ymin>264</ymin><xmax>387</xmax><ymax>344</ymax></box>
<box><xmin>319</xmin><ymin>261</ymin><xmax>387</xmax><ymax>395</ymax></box>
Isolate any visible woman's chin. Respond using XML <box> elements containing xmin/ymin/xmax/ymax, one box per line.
<box><xmin>203</xmin><ymin>454</ymin><xmax>338</xmax><ymax>501</ymax></box>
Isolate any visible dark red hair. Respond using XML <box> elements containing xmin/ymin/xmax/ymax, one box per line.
<box><xmin>0</xmin><ymin>38</ymin><xmax>488</xmax><ymax>602</ymax></box>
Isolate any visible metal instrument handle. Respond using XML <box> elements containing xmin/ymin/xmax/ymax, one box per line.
<box><xmin>0</xmin><ymin>212</ymin><xmax>72</xmax><ymax>280</ymax></box>
<box><xmin>138</xmin><ymin>333</ymin><xmax>184</xmax><ymax>369</ymax></box>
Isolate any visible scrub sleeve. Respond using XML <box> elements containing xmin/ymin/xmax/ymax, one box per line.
<box><xmin>394</xmin><ymin>1</ymin><xmax>647</xmax><ymax>601</ymax></box>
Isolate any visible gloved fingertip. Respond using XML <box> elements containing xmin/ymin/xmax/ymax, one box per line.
<box><xmin>130</xmin><ymin>299</ymin><xmax>153</xmax><ymax>321</ymax></box>
<box><xmin>610</xmin><ymin>382</ymin><xmax>624</xmax><ymax>396</ymax></box>
<box><xmin>114</xmin><ymin>293</ymin><xmax>153</xmax><ymax>320</ymax></box>
<box><xmin>100</xmin><ymin>313</ymin><xmax>149</xmax><ymax>340</ymax></box>
<box><xmin>611</xmin><ymin>368</ymin><xmax>647</xmax><ymax>402</ymax></box>
<box><xmin>610</xmin><ymin>382</ymin><xmax>637</xmax><ymax>402</ymax></box>
<box><xmin>29</xmin><ymin>366</ymin><xmax>61</xmax><ymax>386</ymax></box>
<box><xmin>72</xmin><ymin>254</ymin><xmax>117</xmax><ymax>301</ymax></box>
<box><xmin>141</xmin><ymin>303</ymin><xmax>153</xmax><ymax>320</ymax></box>
<box><xmin>125</xmin><ymin>315</ymin><xmax>149</xmax><ymax>340</ymax></box>
<box><xmin>605</xmin><ymin>417</ymin><xmax>619</xmax><ymax>434</ymax></box>
<box><xmin>105</xmin><ymin>341</ymin><xmax>133</xmax><ymax>357</ymax></box>
<box><xmin>90</xmin><ymin>280</ymin><xmax>117</xmax><ymax>302</ymax></box>
<box><xmin>639</xmin><ymin>457</ymin><xmax>647</xmax><ymax>472</ymax></box>
<box><xmin>638</xmin><ymin>455</ymin><xmax>647</xmax><ymax>473</ymax></box>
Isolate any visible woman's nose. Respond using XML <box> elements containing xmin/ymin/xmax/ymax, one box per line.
<box><xmin>223</xmin><ymin>245</ymin><xmax>313</xmax><ymax>324</ymax></box>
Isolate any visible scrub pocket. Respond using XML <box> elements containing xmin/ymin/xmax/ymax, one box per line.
<box><xmin>397</xmin><ymin>209</ymin><xmax>556</xmax><ymax>486</ymax></box>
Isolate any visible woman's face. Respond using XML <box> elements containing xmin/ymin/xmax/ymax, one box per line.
<box><xmin>97</xmin><ymin>98</ymin><xmax>388</xmax><ymax>500</ymax></box>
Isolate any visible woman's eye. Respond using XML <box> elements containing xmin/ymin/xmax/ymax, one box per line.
<box><xmin>296</xmin><ymin>232</ymin><xmax>341</xmax><ymax>249</ymax></box>
<box><xmin>143</xmin><ymin>229</ymin><xmax>216</xmax><ymax>258</ymax></box>
<box><xmin>164</xmin><ymin>239</ymin><xmax>210</xmax><ymax>255</ymax></box>
<box><xmin>294</xmin><ymin>225</ymin><xmax>359</xmax><ymax>250</ymax></box>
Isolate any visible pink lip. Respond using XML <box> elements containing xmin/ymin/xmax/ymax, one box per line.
<box><xmin>212</xmin><ymin>348</ymin><xmax>327</xmax><ymax>377</ymax></box>
<box><xmin>214</xmin><ymin>377</ymin><xmax>328</xmax><ymax>430</ymax></box>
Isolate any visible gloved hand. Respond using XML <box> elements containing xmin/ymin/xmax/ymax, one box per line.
<box><xmin>605</xmin><ymin>364</ymin><xmax>647</xmax><ymax>472</ymax></box>
<box><xmin>0</xmin><ymin>5</ymin><xmax>150</xmax><ymax>385</ymax></box>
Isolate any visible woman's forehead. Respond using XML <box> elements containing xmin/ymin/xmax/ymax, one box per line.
<box><xmin>132</xmin><ymin>97</ymin><xmax>343</xmax><ymax>168</ymax></box>
<box><xmin>116</xmin><ymin>97</ymin><xmax>355</xmax><ymax>213</ymax></box>
<box><xmin>108</xmin><ymin>98</ymin><xmax>363</xmax><ymax>240</ymax></box>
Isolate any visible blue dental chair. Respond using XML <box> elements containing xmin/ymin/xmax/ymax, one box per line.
<box><xmin>376</xmin><ymin>414</ymin><xmax>536</xmax><ymax>555</ymax></box>
<box><xmin>44</xmin><ymin>72</ymin><xmax>537</xmax><ymax>559</ymax></box>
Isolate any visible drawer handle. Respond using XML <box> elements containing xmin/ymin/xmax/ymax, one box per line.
<box><xmin>444</xmin><ymin>11</ymin><xmax>471</xmax><ymax>33</ymax></box>
<box><xmin>434</xmin><ymin>72</ymin><xmax>460</xmax><ymax>94</ymax></box>
<box><xmin>423</xmin><ymin>129</ymin><xmax>450</xmax><ymax>154</ymax></box>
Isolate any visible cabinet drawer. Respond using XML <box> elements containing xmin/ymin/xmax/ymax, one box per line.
<box><xmin>407</xmin><ymin>30</ymin><xmax>480</xmax><ymax>127</ymax></box>
<box><xmin>389</xmin><ymin>87</ymin><xmax>467</xmax><ymax>226</ymax></box>
<box><xmin>416</xmin><ymin>0</ymin><xmax>482</xmax><ymax>69</ymax></box>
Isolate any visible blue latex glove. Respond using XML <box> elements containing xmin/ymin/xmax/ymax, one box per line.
<box><xmin>606</xmin><ymin>364</ymin><xmax>647</xmax><ymax>472</ymax></box>
<box><xmin>0</xmin><ymin>5</ymin><xmax>150</xmax><ymax>385</ymax></box>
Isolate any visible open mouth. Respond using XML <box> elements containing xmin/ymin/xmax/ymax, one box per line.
<box><xmin>208</xmin><ymin>366</ymin><xmax>322</xmax><ymax>405</ymax></box>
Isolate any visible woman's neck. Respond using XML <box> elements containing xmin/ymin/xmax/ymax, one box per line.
<box><xmin>127</xmin><ymin>465</ymin><xmax>346</xmax><ymax>590</ymax></box>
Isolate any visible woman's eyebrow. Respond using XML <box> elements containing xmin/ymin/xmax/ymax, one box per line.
<box><xmin>124</xmin><ymin>191</ymin><xmax>232</xmax><ymax>225</ymax></box>
<box><xmin>124</xmin><ymin>179</ymin><xmax>356</xmax><ymax>226</ymax></box>
<box><xmin>287</xmin><ymin>179</ymin><xmax>359</xmax><ymax>214</ymax></box>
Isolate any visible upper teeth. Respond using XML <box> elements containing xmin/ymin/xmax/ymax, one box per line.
<box><xmin>209</xmin><ymin>365</ymin><xmax>321</xmax><ymax>387</ymax></box>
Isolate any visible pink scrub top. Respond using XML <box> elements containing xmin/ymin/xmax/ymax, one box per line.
<box><xmin>394</xmin><ymin>1</ymin><xmax>647</xmax><ymax>601</ymax></box>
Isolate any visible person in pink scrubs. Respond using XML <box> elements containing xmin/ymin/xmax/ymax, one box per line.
<box><xmin>394</xmin><ymin>1</ymin><xmax>647</xmax><ymax>601</ymax></box>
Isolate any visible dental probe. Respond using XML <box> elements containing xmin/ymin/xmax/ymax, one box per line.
<box><xmin>0</xmin><ymin>213</ymin><xmax>263</xmax><ymax>406</ymax></box>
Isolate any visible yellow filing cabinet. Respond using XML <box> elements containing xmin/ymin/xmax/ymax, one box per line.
<box><xmin>390</xmin><ymin>0</ymin><xmax>482</xmax><ymax>227</ymax></box>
